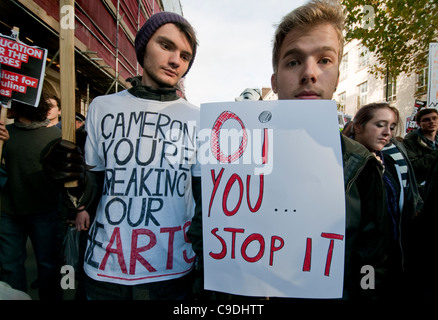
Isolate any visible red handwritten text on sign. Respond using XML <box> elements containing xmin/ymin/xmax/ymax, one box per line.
<box><xmin>206</xmin><ymin>109</ymin><xmax>344</xmax><ymax>275</ymax></box>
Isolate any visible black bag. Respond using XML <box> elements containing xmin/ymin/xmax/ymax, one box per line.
<box><xmin>63</xmin><ymin>226</ymin><xmax>80</xmax><ymax>271</ymax></box>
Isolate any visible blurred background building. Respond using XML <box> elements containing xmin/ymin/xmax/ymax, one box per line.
<box><xmin>0</xmin><ymin>0</ymin><xmax>184</xmax><ymax>116</ymax></box>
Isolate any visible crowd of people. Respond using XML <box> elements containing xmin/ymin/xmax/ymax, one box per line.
<box><xmin>0</xmin><ymin>93</ymin><xmax>87</xmax><ymax>300</ymax></box>
<box><xmin>0</xmin><ymin>0</ymin><xmax>437</xmax><ymax>301</ymax></box>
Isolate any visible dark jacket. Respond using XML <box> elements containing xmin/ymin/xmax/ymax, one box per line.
<box><xmin>1</xmin><ymin>122</ymin><xmax>62</xmax><ymax>216</ymax></box>
<box><xmin>417</xmin><ymin>156</ymin><xmax>438</xmax><ymax>298</ymax></box>
<box><xmin>340</xmin><ymin>135</ymin><xmax>388</xmax><ymax>299</ymax></box>
<box><xmin>403</xmin><ymin>129</ymin><xmax>438</xmax><ymax>189</ymax></box>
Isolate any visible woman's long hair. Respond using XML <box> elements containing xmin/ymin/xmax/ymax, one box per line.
<box><xmin>342</xmin><ymin>102</ymin><xmax>402</xmax><ymax>138</ymax></box>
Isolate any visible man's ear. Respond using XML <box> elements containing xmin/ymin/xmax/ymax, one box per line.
<box><xmin>271</xmin><ymin>74</ymin><xmax>278</xmax><ymax>93</ymax></box>
<box><xmin>335</xmin><ymin>70</ymin><xmax>340</xmax><ymax>92</ymax></box>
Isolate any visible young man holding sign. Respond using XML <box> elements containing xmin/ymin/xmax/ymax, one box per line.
<box><xmin>44</xmin><ymin>12</ymin><xmax>200</xmax><ymax>300</ymax></box>
<box><xmin>187</xmin><ymin>0</ymin><xmax>389</xmax><ymax>300</ymax></box>
<box><xmin>270</xmin><ymin>0</ymin><xmax>388</xmax><ymax>299</ymax></box>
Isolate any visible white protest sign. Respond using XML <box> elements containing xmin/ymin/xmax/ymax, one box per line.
<box><xmin>200</xmin><ymin>100</ymin><xmax>345</xmax><ymax>298</ymax></box>
<box><xmin>428</xmin><ymin>43</ymin><xmax>438</xmax><ymax>108</ymax></box>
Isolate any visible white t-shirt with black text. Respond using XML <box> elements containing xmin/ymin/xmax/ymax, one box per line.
<box><xmin>83</xmin><ymin>90</ymin><xmax>200</xmax><ymax>285</ymax></box>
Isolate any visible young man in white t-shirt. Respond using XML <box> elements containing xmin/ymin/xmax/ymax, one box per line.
<box><xmin>44</xmin><ymin>11</ymin><xmax>200</xmax><ymax>300</ymax></box>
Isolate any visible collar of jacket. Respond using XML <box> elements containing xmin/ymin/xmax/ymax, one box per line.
<box><xmin>417</xmin><ymin>136</ymin><xmax>431</xmax><ymax>149</ymax></box>
<box><xmin>414</xmin><ymin>128</ymin><xmax>437</xmax><ymax>149</ymax></box>
<box><xmin>13</xmin><ymin>119</ymin><xmax>50</xmax><ymax>129</ymax></box>
<box><xmin>127</xmin><ymin>76</ymin><xmax>179</xmax><ymax>102</ymax></box>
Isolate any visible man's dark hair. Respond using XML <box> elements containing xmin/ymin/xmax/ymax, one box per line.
<box><xmin>11</xmin><ymin>92</ymin><xmax>53</xmax><ymax>122</ymax></box>
<box><xmin>415</xmin><ymin>108</ymin><xmax>438</xmax><ymax>123</ymax></box>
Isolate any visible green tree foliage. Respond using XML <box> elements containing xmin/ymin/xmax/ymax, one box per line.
<box><xmin>341</xmin><ymin>0</ymin><xmax>438</xmax><ymax>78</ymax></box>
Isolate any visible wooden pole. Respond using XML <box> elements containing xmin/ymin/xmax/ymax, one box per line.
<box><xmin>59</xmin><ymin>0</ymin><xmax>77</xmax><ymax>187</ymax></box>
<box><xmin>0</xmin><ymin>27</ymin><xmax>19</xmax><ymax>161</ymax></box>
<box><xmin>0</xmin><ymin>101</ymin><xmax>9</xmax><ymax>161</ymax></box>
<box><xmin>59</xmin><ymin>0</ymin><xmax>76</xmax><ymax>143</ymax></box>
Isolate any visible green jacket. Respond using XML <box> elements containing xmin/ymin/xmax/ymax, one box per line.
<box><xmin>403</xmin><ymin>129</ymin><xmax>438</xmax><ymax>188</ymax></box>
<box><xmin>340</xmin><ymin>135</ymin><xmax>388</xmax><ymax>299</ymax></box>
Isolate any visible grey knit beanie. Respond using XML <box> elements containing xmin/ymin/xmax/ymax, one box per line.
<box><xmin>135</xmin><ymin>11</ymin><xmax>196</xmax><ymax>77</ymax></box>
